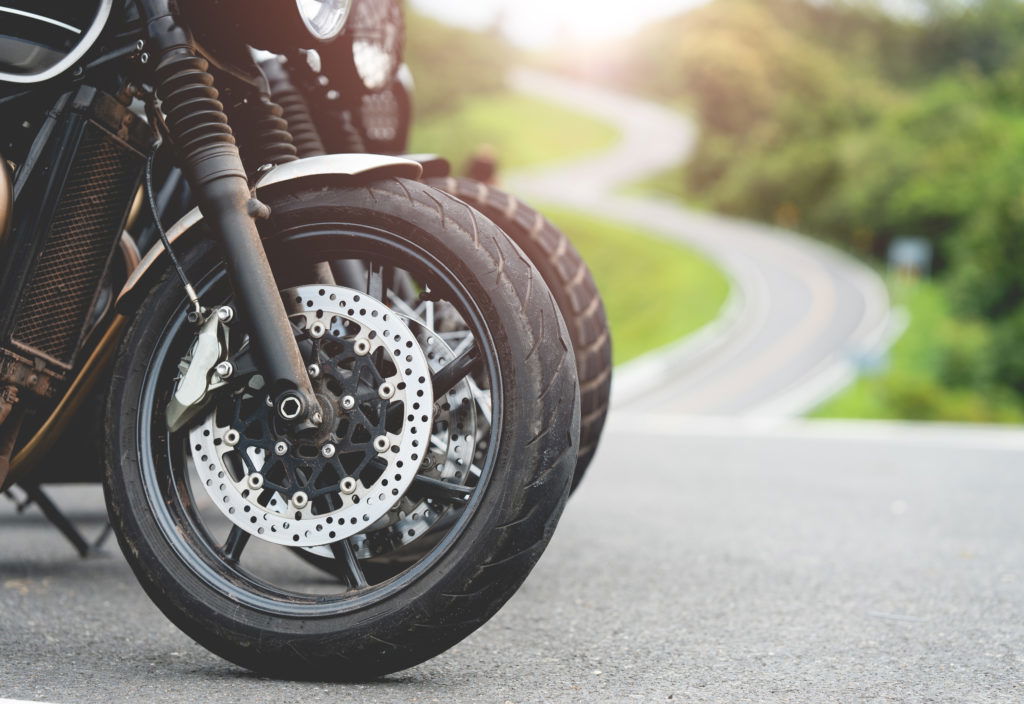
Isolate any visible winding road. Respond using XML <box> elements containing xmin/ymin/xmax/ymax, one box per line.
<box><xmin>508</xmin><ymin>69</ymin><xmax>892</xmax><ymax>416</ymax></box>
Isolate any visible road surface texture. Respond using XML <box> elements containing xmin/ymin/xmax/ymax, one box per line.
<box><xmin>3</xmin><ymin>72</ymin><xmax>1022</xmax><ymax>703</ymax></box>
<box><xmin>2</xmin><ymin>420</ymin><xmax>1023</xmax><ymax>703</ymax></box>
<box><xmin>507</xmin><ymin>69</ymin><xmax>891</xmax><ymax>416</ymax></box>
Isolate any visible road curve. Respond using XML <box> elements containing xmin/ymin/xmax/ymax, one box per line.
<box><xmin>507</xmin><ymin>69</ymin><xmax>892</xmax><ymax>417</ymax></box>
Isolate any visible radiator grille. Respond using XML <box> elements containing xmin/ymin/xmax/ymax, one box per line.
<box><xmin>9</xmin><ymin>123</ymin><xmax>142</xmax><ymax>367</ymax></box>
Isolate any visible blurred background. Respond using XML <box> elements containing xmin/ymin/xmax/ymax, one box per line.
<box><xmin>405</xmin><ymin>0</ymin><xmax>1024</xmax><ymax>424</ymax></box>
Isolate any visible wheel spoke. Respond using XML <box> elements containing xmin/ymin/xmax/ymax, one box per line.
<box><xmin>411</xmin><ymin>474</ymin><xmax>473</xmax><ymax>505</ymax></box>
<box><xmin>223</xmin><ymin>525</ymin><xmax>251</xmax><ymax>563</ymax></box>
<box><xmin>330</xmin><ymin>539</ymin><xmax>368</xmax><ymax>589</ymax></box>
<box><xmin>432</xmin><ymin>345</ymin><xmax>481</xmax><ymax>399</ymax></box>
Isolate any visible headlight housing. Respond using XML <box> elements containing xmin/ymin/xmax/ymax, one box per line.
<box><xmin>296</xmin><ymin>0</ymin><xmax>352</xmax><ymax>42</ymax></box>
<box><xmin>318</xmin><ymin>0</ymin><xmax>404</xmax><ymax>93</ymax></box>
<box><xmin>186</xmin><ymin>0</ymin><xmax>353</xmax><ymax>52</ymax></box>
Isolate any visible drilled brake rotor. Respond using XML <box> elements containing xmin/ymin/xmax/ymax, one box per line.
<box><xmin>188</xmin><ymin>285</ymin><xmax>433</xmax><ymax>547</ymax></box>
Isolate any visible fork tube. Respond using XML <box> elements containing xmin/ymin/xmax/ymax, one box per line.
<box><xmin>137</xmin><ymin>0</ymin><xmax>320</xmax><ymax>423</ymax></box>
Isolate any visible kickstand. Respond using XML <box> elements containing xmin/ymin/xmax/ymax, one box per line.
<box><xmin>6</xmin><ymin>483</ymin><xmax>112</xmax><ymax>557</ymax></box>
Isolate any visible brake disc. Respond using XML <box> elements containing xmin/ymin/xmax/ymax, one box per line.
<box><xmin>187</xmin><ymin>284</ymin><xmax>433</xmax><ymax>548</ymax></box>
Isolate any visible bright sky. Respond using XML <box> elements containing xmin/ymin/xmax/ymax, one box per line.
<box><xmin>409</xmin><ymin>0</ymin><xmax>707</xmax><ymax>47</ymax></box>
<box><xmin>409</xmin><ymin>0</ymin><xmax>932</xmax><ymax>47</ymax></box>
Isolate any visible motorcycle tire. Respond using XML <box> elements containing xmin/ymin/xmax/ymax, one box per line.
<box><xmin>426</xmin><ymin>177</ymin><xmax>611</xmax><ymax>490</ymax></box>
<box><xmin>104</xmin><ymin>178</ymin><xmax>580</xmax><ymax>679</ymax></box>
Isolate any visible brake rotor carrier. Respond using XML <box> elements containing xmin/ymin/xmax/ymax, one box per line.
<box><xmin>188</xmin><ymin>284</ymin><xmax>434</xmax><ymax>547</ymax></box>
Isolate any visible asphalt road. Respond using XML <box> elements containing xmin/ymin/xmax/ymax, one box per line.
<box><xmin>508</xmin><ymin>70</ymin><xmax>891</xmax><ymax>416</ymax></box>
<box><xmin>2</xmin><ymin>419</ymin><xmax>1023</xmax><ymax>703</ymax></box>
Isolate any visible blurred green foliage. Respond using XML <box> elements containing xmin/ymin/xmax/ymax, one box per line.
<box><xmin>814</xmin><ymin>279</ymin><xmax>1024</xmax><ymax>422</ymax></box>
<box><xmin>404</xmin><ymin>10</ymin><xmax>512</xmax><ymax>118</ymax></box>
<box><xmin>616</xmin><ymin>0</ymin><xmax>1024</xmax><ymax>419</ymax></box>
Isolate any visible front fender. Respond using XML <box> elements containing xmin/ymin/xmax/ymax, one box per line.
<box><xmin>115</xmin><ymin>154</ymin><xmax>423</xmax><ymax>313</ymax></box>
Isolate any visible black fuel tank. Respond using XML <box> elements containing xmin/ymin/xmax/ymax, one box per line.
<box><xmin>0</xmin><ymin>2</ymin><xmax>110</xmax><ymax>84</ymax></box>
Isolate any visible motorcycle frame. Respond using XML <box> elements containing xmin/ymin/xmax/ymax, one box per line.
<box><xmin>0</xmin><ymin>2</ymin><xmax>424</xmax><ymax>488</ymax></box>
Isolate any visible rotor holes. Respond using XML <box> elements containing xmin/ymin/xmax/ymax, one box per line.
<box><xmin>381</xmin><ymin>479</ymin><xmax>388</xmax><ymax>486</ymax></box>
<box><xmin>258</xmin><ymin>527</ymin><xmax>265</xmax><ymax>535</ymax></box>
<box><xmin>326</xmin><ymin>516</ymin><xmax>334</xmax><ymax>524</ymax></box>
<box><xmin>294</xmin><ymin>296</ymin><xmax>302</xmax><ymax>304</ymax></box>
<box><xmin>359</xmin><ymin>308</ymin><xmax>366</xmax><ymax>316</ymax></box>
<box><xmin>329</xmin><ymin>531</ymin><xmax>336</xmax><ymax>539</ymax></box>
<box><xmin>295</xmin><ymin>512</ymin><xmax>303</xmax><ymax>520</ymax></box>
<box><xmin>416</xmin><ymin>389</ymin><xmax>423</xmax><ymax>397</ymax></box>
<box><xmin>218</xmin><ymin>471</ymin><xmax>225</xmax><ymax>479</ymax></box>
<box><xmin>201</xmin><ymin>455</ymin><xmax>208</xmax><ymax>463</ymax></box>
<box><xmin>418</xmin><ymin>376</ymin><xmax>426</xmax><ymax>384</ymax></box>
<box><xmin>353</xmin><ymin>294</ymin><xmax>361</xmax><ymax>302</ymax></box>
<box><xmin>306</xmin><ymin>300</ymin><xmax>314</xmax><ymax>308</ymax></box>
<box><xmin>421</xmin><ymin>415</ymin><xmax>429</xmax><ymax>423</ymax></box>
<box><xmin>413</xmin><ymin>402</ymin><xmax>420</xmax><ymax>410</ymax></box>
<box><xmin>243</xmin><ymin>505</ymin><xmax>251</xmax><ymax>513</ymax></box>
<box><xmin>363</xmin><ymin>514</ymin><xmax>370</xmax><ymax>522</ymax></box>
<box><xmin>293</xmin><ymin>535</ymin><xmax>300</xmax><ymax>542</ymax></box>
<box><xmin>371</xmin><ymin>310</ymin><xmax>378</xmax><ymax>318</ymax></box>
<box><xmin>350</xmin><ymin>517</ymin><xmax>357</xmax><ymax>525</ymax></box>
<box><xmin>397</xmin><ymin>382</ymin><xmax>406</xmax><ymax>390</ymax></box>
<box><xmin>392</xmin><ymin>488</ymin><xmax>399</xmax><ymax>496</ymax></box>
<box><xmin>395</xmin><ymin>474</ymin><xmax>402</xmax><ymax>481</ymax></box>
<box><xmin>203</xmin><ymin>429</ymin><xmax>211</xmax><ymax>437</ymax></box>
<box><xmin>329</xmin><ymin>293</ymin><xmax>337</xmax><ymax>301</ymax></box>
<box><xmin>396</xmin><ymin>461</ymin><xmax>403</xmax><ymax>468</ymax></box>
<box><xmin>407</xmin><ymin>529</ymin><xmax>415</xmax><ymax>537</ymax></box>
<box><xmin>228</xmin><ymin>507</ymin><xmax>235</xmax><ymax>515</ymax></box>
<box><xmin>270</xmin><ymin>525</ymin><xmax>277</xmax><ymax>532</ymax></box>
<box><xmin>283</xmin><ymin>522</ymin><xmax>290</xmax><ymax>529</ymax></box>
<box><xmin>318</xmin><ymin>289</ymin><xmax>326</xmax><ymax>296</ymax></box>
<box><xmin>250</xmin><ymin>516</ymin><xmax>257</xmax><ymax>524</ymax></box>
<box><xmin>379</xmin><ymin>493</ymin><xmax>385</xmax><ymax>501</ymax></box>
<box><xmin>406</xmin><ymin>340</ymin><xmax>413</xmax><ymax>349</ymax></box>
<box><xmin>205</xmin><ymin>479</ymin><xmax>212</xmax><ymax>487</ymax></box>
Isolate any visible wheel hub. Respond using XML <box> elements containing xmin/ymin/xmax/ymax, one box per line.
<box><xmin>188</xmin><ymin>285</ymin><xmax>434</xmax><ymax>547</ymax></box>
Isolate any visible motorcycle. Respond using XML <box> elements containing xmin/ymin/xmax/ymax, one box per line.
<box><xmin>0</xmin><ymin>0</ymin><xmax>609</xmax><ymax>678</ymax></box>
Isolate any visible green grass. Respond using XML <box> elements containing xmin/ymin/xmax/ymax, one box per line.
<box><xmin>539</xmin><ymin>205</ymin><xmax>730</xmax><ymax>365</ymax></box>
<box><xmin>410</xmin><ymin>92</ymin><xmax>619</xmax><ymax>173</ymax></box>
<box><xmin>814</xmin><ymin>278</ymin><xmax>1024</xmax><ymax>423</ymax></box>
<box><xmin>621</xmin><ymin>163</ymin><xmax>693</xmax><ymax>202</ymax></box>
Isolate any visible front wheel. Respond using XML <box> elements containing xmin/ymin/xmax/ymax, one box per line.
<box><xmin>103</xmin><ymin>179</ymin><xmax>579</xmax><ymax>678</ymax></box>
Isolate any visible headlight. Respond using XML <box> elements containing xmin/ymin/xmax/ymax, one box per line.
<box><xmin>346</xmin><ymin>0</ymin><xmax>404</xmax><ymax>92</ymax></box>
<box><xmin>304</xmin><ymin>0</ymin><xmax>404</xmax><ymax>95</ymax></box>
<box><xmin>296</xmin><ymin>0</ymin><xmax>352</xmax><ymax>42</ymax></box>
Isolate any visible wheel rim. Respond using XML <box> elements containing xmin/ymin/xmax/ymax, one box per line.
<box><xmin>135</xmin><ymin>223</ymin><xmax>504</xmax><ymax>617</ymax></box>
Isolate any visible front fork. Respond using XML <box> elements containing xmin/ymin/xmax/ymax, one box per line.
<box><xmin>138</xmin><ymin>0</ymin><xmax>320</xmax><ymax>425</ymax></box>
